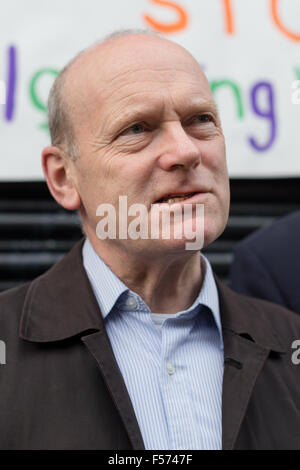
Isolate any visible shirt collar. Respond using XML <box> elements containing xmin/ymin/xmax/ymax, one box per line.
<box><xmin>82</xmin><ymin>238</ymin><xmax>129</xmax><ymax>319</ymax></box>
<box><xmin>18</xmin><ymin>237</ymin><xmax>287</xmax><ymax>353</ymax></box>
<box><xmin>82</xmin><ymin>238</ymin><xmax>223</xmax><ymax>346</ymax></box>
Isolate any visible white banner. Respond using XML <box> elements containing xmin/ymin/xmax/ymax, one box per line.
<box><xmin>1</xmin><ymin>0</ymin><xmax>300</xmax><ymax>180</ymax></box>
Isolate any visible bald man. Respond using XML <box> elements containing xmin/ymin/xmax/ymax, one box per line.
<box><xmin>0</xmin><ymin>30</ymin><xmax>300</xmax><ymax>450</ymax></box>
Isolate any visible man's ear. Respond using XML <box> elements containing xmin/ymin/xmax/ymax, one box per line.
<box><xmin>41</xmin><ymin>146</ymin><xmax>81</xmax><ymax>211</ymax></box>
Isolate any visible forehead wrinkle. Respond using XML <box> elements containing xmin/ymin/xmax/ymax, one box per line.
<box><xmin>106</xmin><ymin>65</ymin><xmax>202</xmax><ymax>80</ymax></box>
<box><xmin>100</xmin><ymin>78</ymin><xmax>200</xmax><ymax>106</ymax></box>
<box><xmin>100</xmin><ymin>82</ymin><xmax>164</xmax><ymax>106</ymax></box>
<box><xmin>99</xmin><ymin>73</ymin><xmax>214</xmax><ymax>112</ymax></box>
<box><xmin>102</xmin><ymin>67</ymin><xmax>206</xmax><ymax>95</ymax></box>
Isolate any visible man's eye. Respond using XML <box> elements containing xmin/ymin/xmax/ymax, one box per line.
<box><xmin>193</xmin><ymin>114</ymin><xmax>214</xmax><ymax>124</ymax></box>
<box><xmin>121</xmin><ymin>123</ymin><xmax>147</xmax><ymax>135</ymax></box>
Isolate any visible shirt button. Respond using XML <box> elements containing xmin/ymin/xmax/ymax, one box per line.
<box><xmin>166</xmin><ymin>362</ymin><xmax>175</xmax><ymax>375</ymax></box>
<box><xmin>125</xmin><ymin>296</ymin><xmax>138</xmax><ymax>309</ymax></box>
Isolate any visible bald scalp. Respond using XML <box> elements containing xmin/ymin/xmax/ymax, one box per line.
<box><xmin>47</xmin><ymin>30</ymin><xmax>208</xmax><ymax>160</ymax></box>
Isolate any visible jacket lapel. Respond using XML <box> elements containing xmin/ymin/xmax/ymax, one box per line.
<box><xmin>221</xmin><ymin>328</ymin><xmax>270</xmax><ymax>449</ymax></box>
<box><xmin>82</xmin><ymin>331</ymin><xmax>145</xmax><ymax>449</ymax></box>
<box><xmin>215</xmin><ymin>278</ymin><xmax>287</xmax><ymax>450</ymax></box>
<box><xmin>19</xmin><ymin>238</ymin><xmax>145</xmax><ymax>450</ymax></box>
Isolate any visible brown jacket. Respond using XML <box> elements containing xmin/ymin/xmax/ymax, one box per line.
<box><xmin>0</xmin><ymin>238</ymin><xmax>300</xmax><ymax>449</ymax></box>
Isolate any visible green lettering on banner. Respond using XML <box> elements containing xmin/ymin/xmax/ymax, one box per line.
<box><xmin>29</xmin><ymin>68</ymin><xmax>59</xmax><ymax>130</ymax></box>
<box><xmin>210</xmin><ymin>79</ymin><xmax>244</xmax><ymax>119</ymax></box>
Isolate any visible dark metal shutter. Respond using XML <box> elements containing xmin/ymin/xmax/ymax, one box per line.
<box><xmin>1</xmin><ymin>179</ymin><xmax>299</xmax><ymax>292</ymax></box>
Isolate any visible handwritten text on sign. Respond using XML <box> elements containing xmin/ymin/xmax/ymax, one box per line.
<box><xmin>1</xmin><ymin>0</ymin><xmax>300</xmax><ymax>179</ymax></box>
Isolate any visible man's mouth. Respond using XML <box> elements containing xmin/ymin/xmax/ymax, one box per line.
<box><xmin>155</xmin><ymin>192</ymin><xmax>197</xmax><ymax>204</ymax></box>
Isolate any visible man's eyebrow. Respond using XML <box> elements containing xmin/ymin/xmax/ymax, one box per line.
<box><xmin>181</xmin><ymin>99</ymin><xmax>219</xmax><ymax>116</ymax></box>
<box><xmin>185</xmin><ymin>98</ymin><xmax>221</xmax><ymax>124</ymax></box>
<box><xmin>96</xmin><ymin>97</ymin><xmax>221</xmax><ymax>136</ymax></box>
<box><xmin>113</xmin><ymin>106</ymin><xmax>158</xmax><ymax>128</ymax></box>
<box><xmin>98</xmin><ymin>104</ymin><xmax>165</xmax><ymax>136</ymax></box>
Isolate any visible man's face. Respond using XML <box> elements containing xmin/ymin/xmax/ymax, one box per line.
<box><xmin>67</xmin><ymin>35</ymin><xmax>230</xmax><ymax>256</ymax></box>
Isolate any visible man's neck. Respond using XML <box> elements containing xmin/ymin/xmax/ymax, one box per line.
<box><xmin>86</xmin><ymin>236</ymin><xmax>203</xmax><ymax>314</ymax></box>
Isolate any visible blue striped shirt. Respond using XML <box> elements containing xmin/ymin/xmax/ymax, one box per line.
<box><xmin>82</xmin><ymin>238</ymin><xmax>224</xmax><ymax>450</ymax></box>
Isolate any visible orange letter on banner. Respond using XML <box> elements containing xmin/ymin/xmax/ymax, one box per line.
<box><xmin>271</xmin><ymin>0</ymin><xmax>300</xmax><ymax>41</ymax></box>
<box><xmin>144</xmin><ymin>0</ymin><xmax>188</xmax><ymax>34</ymax></box>
<box><xmin>223</xmin><ymin>0</ymin><xmax>234</xmax><ymax>34</ymax></box>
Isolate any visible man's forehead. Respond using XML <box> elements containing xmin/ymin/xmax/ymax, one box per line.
<box><xmin>65</xmin><ymin>35</ymin><xmax>206</xmax><ymax>96</ymax></box>
<box><xmin>63</xmin><ymin>34</ymin><xmax>212</xmax><ymax>129</ymax></box>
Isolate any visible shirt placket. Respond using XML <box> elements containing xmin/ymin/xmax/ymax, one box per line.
<box><xmin>160</xmin><ymin>316</ymin><xmax>201</xmax><ymax>450</ymax></box>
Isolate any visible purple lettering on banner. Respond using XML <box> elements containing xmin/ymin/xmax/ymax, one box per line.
<box><xmin>5</xmin><ymin>45</ymin><xmax>17</xmax><ymax>121</ymax></box>
<box><xmin>248</xmin><ymin>81</ymin><xmax>276</xmax><ymax>152</ymax></box>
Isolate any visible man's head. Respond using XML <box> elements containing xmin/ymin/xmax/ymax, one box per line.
<box><xmin>42</xmin><ymin>31</ymin><xmax>230</xmax><ymax>258</ymax></box>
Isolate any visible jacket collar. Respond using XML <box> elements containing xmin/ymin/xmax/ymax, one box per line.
<box><xmin>215</xmin><ymin>277</ymin><xmax>286</xmax><ymax>353</ymax></box>
<box><xmin>19</xmin><ymin>238</ymin><xmax>103</xmax><ymax>342</ymax></box>
<box><xmin>19</xmin><ymin>237</ymin><xmax>286</xmax><ymax>352</ymax></box>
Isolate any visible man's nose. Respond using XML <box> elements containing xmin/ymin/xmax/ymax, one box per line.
<box><xmin>157</xmin><ymin>122</ymin><xmax>201</xmax><ymax>171</ymax></box>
